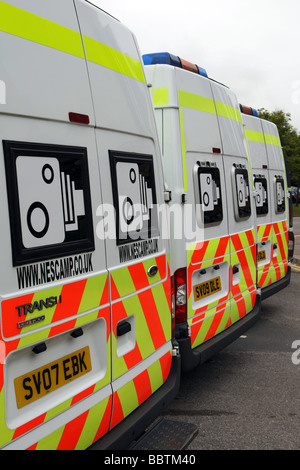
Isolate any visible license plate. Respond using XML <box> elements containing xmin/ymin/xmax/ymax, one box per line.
<box><xmin>193</xmin><ymin>276</ymin><xmax>222</xmax><ymax>301</ymax></box>
<box><xmin>14</xmin><ymin>346</ymin><xmax>92</xmax><ymax>409</ymax></box>
<box><xmin>258</xmin><ymin>250</ymin><xmax>266</xmax><ymax>261</ymax></box>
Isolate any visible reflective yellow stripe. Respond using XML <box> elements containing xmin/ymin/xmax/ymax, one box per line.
<box><xmin>152</xmin><ymin>88</ymin><xmax>169</xmax><ymax>105</ymax></box>
<box><xmin>0</xmin><ymin>2</ymin><xmax>144</xmax><ymax>83</ymax></box>
<box><xmin>0</xmin><ymin>1</ymin><xmax>84</xmax><ymax>58</ymax></box>
<box><xmin>215</xmin><ymin>101</ymin><xmax>242</xmax><ymax>123</ymax></box>
<box><xmin>245</xmin><ymin>129</ymin><xmax>265</xmax><ymax>143</ymax></box>
<box><xmin>83</xmin><ymin>35</ymin><xmax>145</xmax><ymax>83</ymax></box>
<box><xmin>178</xmin><ymin>90</ymin><xmax>216</xmax><ymax>114</ymax></box>
<box><xmin>264</xmin><ymin>133</ymin><xmax>281</xmax><ymax>147</ymax></box>
<box><xmin>179</xmin><ymin>106</ymin><xmax>188</xmax><ymax>192</ymax></box>
<box><xmin>178</xmin><ymin>90</ymin><xmax>242</xmax><ymax>124</ymax></box>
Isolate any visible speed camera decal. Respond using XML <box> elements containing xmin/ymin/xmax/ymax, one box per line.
<box><xmin>254</xmin><ymin>175</ymin><xmax>268</xmax><ymax>216</ymax></box>
<box><xmin>274</xmin><ymin>176</ymin><xmax>285</xmax><ymax>213</ymax></box>
<box><xmin>197</xmin><ymin>165</ymin><xmax>223</xmax><ymax>225</ymax></box>
<box><xmin>232</xmin><ymin>166</ymin><xmax>251</xmax><ymax>220</ymax></box>
<box><xmin>109</xmin><ymin>151</ymin><xmax>159</xmax><ymax>245</ymax></box>
<box><xmin>3</xmin><ymin>141</ymin><xmax>94</xmax><ymax>266</ymax></box>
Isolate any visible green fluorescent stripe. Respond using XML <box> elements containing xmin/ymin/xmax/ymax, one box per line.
<box><xmin>178</xmin><ymin>90</ymin><xmax>216</xmax><ymax>114</ymax></box>
<box><xmin>178</xmin><ymin>90</ymin><xmax>242</xmax><ymax>125</ymax></box>
<box><xmin>83</xmin><ymin>35</ymin><xmax>145</xmax><ymax>83</ymax></box>
<box><xmin>0</xmin><ymin>1</ymin><xmax>84</xmax><ymax>58</ymax></box>
<box><xmin>179</xmin><ymin>107</ymin><xmax>188</xmax><ymax>192</ymax></box>
<box><xmin>215</xmin><ymin>101</ymin><xmax>242</xmax><ymax>123</ymax></box>
<box><xmin>245</xmin><ymin>129</ymin><xmax>265</xmax><ymax>143</ymax></box>
<box><xmin>264</xmin><ymin>133</ymin><xmax>281</xmax><ymax>147</ymax></box>
<box><xmin>152</xmin><ymin>88</ymin><xmax>169</xmax><ymax>105</ymax></box>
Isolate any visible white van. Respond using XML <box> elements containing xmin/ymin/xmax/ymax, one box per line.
<box><xmin>143</xmin><ymin>52</ymin><xmax>261</xmax><ymax>372</ymax></box>
<box><xmin>0</xmin><ymin>1</ymin><xmax>180</xmax><ymax>450</ymax></box>
<box><xmin>240</xmin><ymin>105</ymin><xmax>291</xmax><ymax>298</ymax></box>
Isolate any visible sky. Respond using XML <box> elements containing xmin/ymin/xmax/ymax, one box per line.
<box><xmin>90</xmin><ymin>0</ymin><xmax>300</xmax><ymax>132</ymax></box>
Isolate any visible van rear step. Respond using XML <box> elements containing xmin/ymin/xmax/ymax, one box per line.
<box><xmin>129</xmin><ymin>418</ymin><xmax>198</xmax><ymax>450</ymax></box>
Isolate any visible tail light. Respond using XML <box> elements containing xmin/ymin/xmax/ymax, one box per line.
<box><xmin>173</xmin><ymin>267</ymin><xmax>187</xmax><ymax>324</ymax></box>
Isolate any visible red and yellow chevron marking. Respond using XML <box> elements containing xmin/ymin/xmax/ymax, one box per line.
<box><xmin>187</xmin><ymin>230</ymin><xmax>257</xmax><ymax>349</ymax></box>
<box><xmin>257</xmin><ymin>222</ymin><xmax>272</xmax><ymax>243</ymax></box>
<box><xmin>108</xmin><ymin>255</ymin><xmax>172</xmax><ymax>429</ymax></box>
<box><xmin>256</xmin><ymin>223</ymin><xmax>273</xmax><ymax>288</ymax></box>
<box><xmin>0</xmin><ymin>272</ymin><xmax>112</xmax><ymax>449</ymax></box>
<box><xmin>110</xmin><ymin>350</ymin><xmax>172</xmax><ymax>429</ymax></box>
<box><xmin>187</xmin><ymin>236</ymin><xmax>231</xmax><ymax>349</ymax></box>
<box><xmin>229</xmin><ymin>288</ymin><xmax>256</xmax><ymax>325</ymax></box>
<box><xmin>230</xmin><ymin>229</ymin><xmax>256</xmax><ymax>324</ymax></box>
<box><xmin>230</xmin><ymin>230</ymin><xmax>256</xmax><ymax>294</ymax></box>
<box><xmin>1</xmin><ymin>273</ymin><xmax>109</xmax><ymax>340</ymax></box>
<box><xmin>0</xmin><ymin>307</ymin><xmax>112</xmax><ymax>449</ymax></box>
<box><xmin>27</xmin><ymin>395</ymin><xmax>113</xmax><ymax>450</ymax></box>
<box><xmin>110</xmin><ymin>254</ymin><xmax>168</xmax><ymax>300</ymax></box>
<box><xmin>190</xmin><ymin>299</ymin><xmax>231</xmax><ymax>348</ymax></box>
<box><xmin>257</xmin><ymin>221</ymin><xmax>288</xmax><ymax>289</ymax></box>
<box><xmin>111</xmin><ymin>254</ymin><xmax>171</xmax><ymax>380</ymax></box>
<box><xmin>0</xmin><ymin>253</ymin><xmax>172</xmax><ymax>449</ymax></box>
<box><xmin>272</xmin><ymin>221</ymin><xmax>288</xmax><ymax>274</ymax></box>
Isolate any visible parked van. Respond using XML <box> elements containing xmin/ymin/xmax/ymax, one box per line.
<box><xmin>240</xmin><ymin>106</ymin><xmax>291</xmax><ymax>299</ymax></box>
<box><xmin>143</xmin><ymin>52</ymin><xmax>261</xmax><ymax>372</ymax></box>
<box><xmin>0</xmin><ymin>1</ymin><xmax>180</xmax><ymax>450</ymax></box>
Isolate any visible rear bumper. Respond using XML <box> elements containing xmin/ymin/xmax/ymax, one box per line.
<box><xmin>177</xmin><ymin>295</ymin><xmax>261</xmax><ymax>373</ymax></box>
<box><xmin>261</xmin><ymin>265</ymin><xmax>291</xmax><ymax>301</ymax></box>
<box><xmin>88</xmin><ymin>348</ymin><xmax>181</xmax><ymax>450</ymax></box>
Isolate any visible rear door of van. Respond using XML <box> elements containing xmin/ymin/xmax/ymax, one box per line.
<box><xmin>75</xmin><ymin>0</ymin><xmax>173</xmax><ymax>431</ymax></box>
<box><xmin>243</xmin><ymin>113</ymin><xmax>273</xmax><ymax>290</ymax></box>
<box><xmin>211</xmin><ymin>83</ymin><xmax>257</xmax><ymax>325</ymax></box>
<box><xmin>172</xmin><ymin>69</ymin><xmax>232</xmax><ymax>350</ymax></box>
<box><xmin>260</xmin><ymin>119</ymin><xmax>289</xmax><ymax>287</ymax></box>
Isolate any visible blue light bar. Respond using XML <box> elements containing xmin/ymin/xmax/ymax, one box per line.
<box><xmin>197</xmin><ymin>65</ymin><xmax>208</xmax><ymax>78</ymax></box>
<box><xmin>142</xmin><ymin>52</ymin><xmax>181</xmax><ymax>68</ymax></box>
<box><xmin>252</xmin><ymin>108</ymin><xmax>259</xmax><ymax>117</ymax></box>
<box><xmin>142</xmin><ymin>52</ymin><xmax>208</xmax><ymax>78</ymax></box>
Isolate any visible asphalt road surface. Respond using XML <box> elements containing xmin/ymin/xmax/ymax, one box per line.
<box><xmin>158</xmin><ymin>221</ymin><xmax>300</xmax><ymax>450</ymax></box>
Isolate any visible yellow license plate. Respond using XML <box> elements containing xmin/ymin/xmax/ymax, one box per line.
<box><xmin>258</xmin><ymin>250</ymin><xmax>266</xmax><ymax>261</ymax></box>
<box><xmin>193</xmin><ymin>276</ymin><xmax>222</xmax><ymax>301</ymax></box>
<box><xmin>14</xmin><ymin>346</ymin><xmax>92</xmax><ymax>409</ymax></box>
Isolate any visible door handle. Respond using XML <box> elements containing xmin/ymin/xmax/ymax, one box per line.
<box><xmin>117</xmin><ymin>321</ymin><xmax>131</xmax><ymax>337</ymax></box>
<box><xmin>233</xmin><ymin>265</ymin><xmax>239</xmax><ymax>275</ymax></box>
